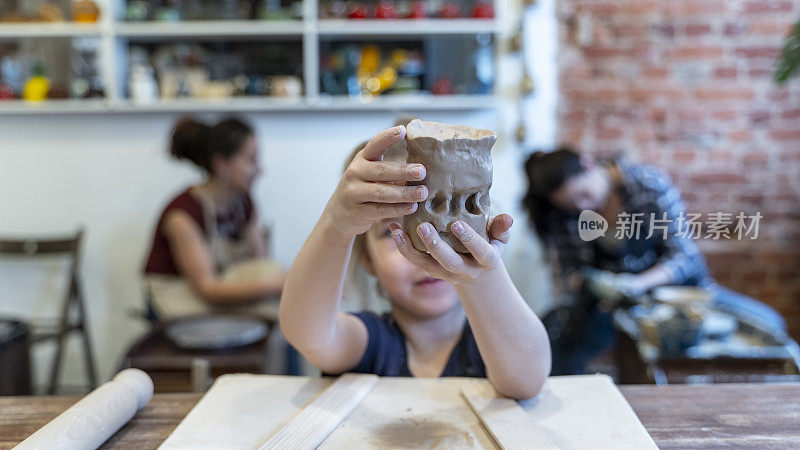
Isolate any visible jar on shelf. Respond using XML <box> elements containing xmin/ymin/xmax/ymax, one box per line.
<box><xmin>72</xmin><ymin>0</ymin><xmax>100</xmax><ymax>23</ymax></box>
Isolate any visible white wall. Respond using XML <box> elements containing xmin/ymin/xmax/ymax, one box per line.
<box><xmin>0</xmin><ymin>0</ymin><xmax>557</xmax><ymax>390</ymax></box>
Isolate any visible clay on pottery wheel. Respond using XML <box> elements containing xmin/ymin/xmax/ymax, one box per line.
<box><xmin>403</xmin><ymin>119</ymin><xmax>496</xmax><ymax>253</ymax></box>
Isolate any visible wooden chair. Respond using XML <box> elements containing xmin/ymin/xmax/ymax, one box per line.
<box><xmin>121</xmin><ymin>316</ymin><xmax>277</xmax><ymax>393</ymax></box>
<box><xmin>0</xmin><ymin>229</ymin><xmax>97</xmax><ymax>394</ymax></box>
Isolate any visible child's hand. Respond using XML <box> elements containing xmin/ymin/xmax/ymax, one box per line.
<box><xmin>326</xmin><ymin>125</ymin><xmax>428</xmax><ymax>238</ymax></box>
<box><xmin>389</xmin><ymin>214</ymin><xmax>513</xmax><ymax>285</ymax></box>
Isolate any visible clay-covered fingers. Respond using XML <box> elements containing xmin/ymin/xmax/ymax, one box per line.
<box><xmin>450</xmin><ymin>221</ymin><xmax>500</xmax><ymax>268</ymax></box>
<box><xmin>389</xmin><ymin>223</ymin><xmax>447</xmax><ymax>277</ymax></box>
<box><xmin>487</xmin><ymin>214</ymin><xmax>513</xmax><ymax>244</ymax></box>
<box><xmin>415</xmin><ymin>223</ymin><xmax>470</xmax><ymax>273</ymax></box>
<box><xmin>348</xmin><ymin>159</ymin><xmax>426</xmax><ymax>183</ymax></box>
<box><xmin>359</xmin><ymin>125</ymin><xmax>406</xmax><ymax>162</ymax></box>
<box><xmin>363</xmin><ymin>202</ymin><xmax>418</xmax><ymax>220</ymax></box>
<box><xmin>347</xmin><ymin>183</ymin><xmax>427</xmax><ymax>204</ymax></box>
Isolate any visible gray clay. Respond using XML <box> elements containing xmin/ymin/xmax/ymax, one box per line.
<box><xmin>403</xmin><ymin>119</ymin><xmax>496</xmax><ymax>253</ymax></box>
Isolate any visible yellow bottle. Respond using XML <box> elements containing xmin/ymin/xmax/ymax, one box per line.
<box><xmin>72</xmin><ymin>0</ymin><xmax>100</xmax><ymax>23</ymax></box>
<box><xmin>24</xmin><ymin>64</ymin><xmax>50</xmax><ymax>102</ymax></box>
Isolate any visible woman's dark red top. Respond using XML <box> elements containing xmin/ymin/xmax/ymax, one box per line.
<box><xmin>144</xmin><ymin>189</ymin><xmax>253</xmax><ymax>275</ymax></box>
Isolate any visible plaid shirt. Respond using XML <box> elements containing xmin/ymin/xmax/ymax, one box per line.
<box><xmin>543</xmin><ymin>158</ymin><xmax>712</xmax><ymax>304</ymax></box>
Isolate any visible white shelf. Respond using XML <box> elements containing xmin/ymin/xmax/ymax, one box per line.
<box><xmin>112</xmin><ymin>97</ymin><xmax>307</xmax><ymax>112</ymax></box>
<box><xmin>0</xmin><ymin>99</ymin><xmax>107</xmax><ymax>114</ymax></box>
<box><xmin>0</xmin><ymin>0</ymin><xmax>510</xmax><ymax>114</ymax></box>
<box><xmin>312</xmin><ymin>94</ymin><xmax>499</xmax><ymax>110</ymax></box>
<box><xmin>0</xmin><ymin>95</ymin><xmax>498</xmax><ymax>114</ymax></box>
<box><xmin>0</xmin><ymin>22</ymin><xmax>103</xmax><ymax>38</ymax></box>
<box><xmin>116</xmin><ymin>20</ymin><xmax>304</xmax><ymax>38</ymax></box>
<box><xmin>317</xmin><ymin>19</ymin><xmax>499</xmax><ymax>36</ymax></box>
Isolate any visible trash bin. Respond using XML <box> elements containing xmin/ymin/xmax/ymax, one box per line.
<box><xmin>0</xmin><ymin>318</ymin><xmax>32</xmax><ymax>395</ymax></box>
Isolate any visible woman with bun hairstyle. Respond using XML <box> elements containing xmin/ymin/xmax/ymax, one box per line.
<box><xmin>144</xmin><ymin>117</ymin><xmax>285</xmax><ymax>318</ymax></box>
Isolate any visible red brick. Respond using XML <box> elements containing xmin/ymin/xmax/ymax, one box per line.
<box><xmin>673</xmin><ymin>150</ymin><xmax>696</xmax><ymax>162</ymax></box>
<box><xmin>651</xmin><ymin>23</ymin><xmax>675</xmax><ymax>37</ymax></box>
<box><xmin>614</xmin><ymin>23</ymin><xmax>648</xmax><ymax>38</ymax></box>
<box><xmin>678</xmin><ymin>109</ymin><xmax>704</xmax><ymax>121</ymax></box>
<box><xmin>713</xmin><ymin>110</ymin><xmax>738</xmax><ymax>121</ymax></box>
<box><xmin>750</xmin><ymin>21</ymin><xmax>795</xmax><ymax>35</ymax></box>
<box><xmin>630</xmin><ymin>87</ymin><xmax>685</xmax><ymax>101</ymax></box>
<box><xmin>724</xmin><ymin>22</ymin><xmax>748</xmax><ymax>36</ymax></box>
<box><xmin>642</xmin><ymin>67</ymin><xmax>669</xmax><ymax>79</ymax></box>
<box><xmin>748</xmin><ymin>110</ymin><xmax>771</xmax><ymax>124</ymax></box>
<box><xmin>672</xmin><ymin>46</ymin><xmax>725</xmax><ymax>59</ymax></box>
<box><xmin>735</xmin><ymin>47</ymin><xmax>783</xmax><ymax>59</ymax></box>
<box><xmin>739</xmin><ymin>193</ymin><xmax>765</xmax><ymax>204</ymax></box>
<box><xmin>730</xmin><ymin>129</ymin><xmax>751</xmax><ymax>141</ymax></box>
<box><xmin>582</xmin><ymin>46</ymin><xmax>627</xmax><ymax>59</ymax></box>
<box><xmin>685</xmin><ymin>24</ymin><xmax>712</xmax><ymax>36</ymax></box>
<box><xmin>713</xmin><ymin>67</ymin><xmax>737</xmax><ymax>79</ymax></box>
<box><xmin>668</xmin><ymin>0</ymin><xmax>726</xmax><ymax>15</ymax></box>
<box><xmin>695</xmin><ymin>88</ymin><xmax>755</xmax><ymax>100</ymax></box>
<box><xmin>742</xmin><ymin>152</ymin><xmax>770</xmax><ymax>165</ymax></box>
<box><xmin>742</xmin><ymin>1</ymin><xmax>794</xmax><ymax>14</ymax></box>
<box><xmin>690</xmin><ymin>172</ymin><xmax>747</xmax><ymax>184</ymax></box>
<box><xmin>566</xmin><ymin>88</ymin><xmax>623</xmax><ymax>102</ymax></box>
<box><xmin>631</xmin><ymin>1</ymin><xmax>660</xmax><ymax>14</ymax></box>
<box><xmin>768</xmin><ymin>90</ymin><xmax>791</xmax><ymax>101</ymax></box>
<box><xmin>646</xmin><ymin>108</ymin><xmax>667</xmax><ymax>122</ymax></box>
<box><xmin>563</xmin><ymin>110</ymin><xmax>587</xmax><ymax>121</ymax></box>
<box><xmin>770</xmin><ymin>129</ymin><xmax>800</xmax><ymax>140</ymax></box>
<box><xmin>748</xmin><ymin>68</ymin><xmax>773</xmax><ymax>78</ymax></box>
<box><xmin>596</xmin><ymin>127</ymin><xmax>624</xmax><ymax>139</ymax></box>
<box><xmin>782</xmin><ymin>109</ymin><xmax>800</xmax><ymax>119</ymax></box>
<box><xmin>575</xmin><ymin>2</ymin><xmax>620</xmax><ymax>15</ymax></box>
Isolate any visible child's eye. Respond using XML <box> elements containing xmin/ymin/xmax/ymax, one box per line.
<box><xmin>381</xmin><ymin>228</ymin><xmax>392</xmax><ymax>239</ymax></box>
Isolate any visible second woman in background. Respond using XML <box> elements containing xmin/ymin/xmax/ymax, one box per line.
<box><xmin>144</xmin><ymin>117</ymin><xmax>285</xmax><ymax>319</ymax></box>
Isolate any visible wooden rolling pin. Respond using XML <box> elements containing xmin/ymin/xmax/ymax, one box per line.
<box><xmin>15</xmin><ymin>369</ymin><xmax>154</xmax><ymax>450</ymax></box>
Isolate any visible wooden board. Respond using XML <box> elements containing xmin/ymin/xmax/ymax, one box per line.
<box><xmin>159</xmin><ymin>374</ymin><xmax>655</xmax><ymax>449</ymax></box>
<box><xmin>259</xmin><ymin>374</ymin><xmax>377</xmax><ymax>450</ymax></box>
<box><xmin>461</xmin><ymin>384</ymin><xmax>558</xmax><ymax>449</ymax></box>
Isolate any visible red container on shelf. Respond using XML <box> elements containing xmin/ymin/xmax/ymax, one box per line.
<box><xmin>471</xmin><ymin>1</ymin><xmax>494</xmax><ymax>18</ymax></box>
<box><xmin>432</xmin><ymin>76</ymin><xmax>453</xmax><ymax>95</ymax></box>
<box><xmin>407</xmin><ymin>1</ymin><xmax>427</xmax><ymax>19</ymax></box>
<box><xmin>348</xmin><ymin>2</ymin><xmax>367</xmax><ymax>18</ymax></box>
<box><xmin>437</xmin><ymin>1</ymin><xmax>462</xmax><ymax>18</ymax></box>
<box><xmin>375</xmin><ymin>1</ymin><xmax>397</xmax><ymax>19</ymax></box>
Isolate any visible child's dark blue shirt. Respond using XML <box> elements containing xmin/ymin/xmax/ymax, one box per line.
<box><xmin>347</xmin><ymin>311</ymin><xmax>486</xmax><ymax>377</ymax></box>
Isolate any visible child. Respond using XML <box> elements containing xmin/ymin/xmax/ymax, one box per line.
<box><xmin>279</xmin><ymin>125</ymin><xmax>551</xmax><ymax>399</ymax></box>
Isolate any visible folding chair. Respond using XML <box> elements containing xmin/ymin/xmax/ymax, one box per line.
<box><xmin>0</xmin><ymin>229</ymin><xmax>97</xmax><ymax>393</ymax></box>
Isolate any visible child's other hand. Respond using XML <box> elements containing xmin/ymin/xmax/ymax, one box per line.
<box><xmin>326</xmin><ymin>125</ymin><xmax>428</xmax><ymax>238</ymax></box>
<box><xmin>389</xmin><ymin>214</ymin><xmax>513</xmax><ymax>285</ymax></box>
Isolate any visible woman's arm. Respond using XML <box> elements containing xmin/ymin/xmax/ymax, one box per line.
<box><xmin>629</xmin><ymin>166</ymin><xmax>709</xmax><ymax>291</ymax></box>
<box><xmin>391</xmin><ymin>215</ymin><xmax>551</xmax><ymax>399</ymax></box>
<box><xmin>163</xmin><ymin>211</ymin><xmax>283</xmax><ymax>304</ymax></box>
<box><xmin>279</xmin><ymin>125</ymin><xmax>427</xmax><ymax>373</ymax></box>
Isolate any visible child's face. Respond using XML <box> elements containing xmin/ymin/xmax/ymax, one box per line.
<box><xmin>364</xmin><ymin>218</ymin><xmax>460</xmax><ymax>318</ymax></box>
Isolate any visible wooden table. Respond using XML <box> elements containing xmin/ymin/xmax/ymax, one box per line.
<box><xmin>2</xmin><ymin>383</ymin><xmax>799</xmax><ymax>449</ymax></box>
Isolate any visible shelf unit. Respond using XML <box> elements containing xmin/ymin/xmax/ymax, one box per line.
<box><xmin>0</xmin><ymin>0</ymin><xmax>513</xmax><ymax>114</ymax></box>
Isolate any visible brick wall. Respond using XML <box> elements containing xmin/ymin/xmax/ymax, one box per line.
<box><xmin>556</xmin><ymin>0</ymin><xmax>800</xmax><ymax>339</ymax></box>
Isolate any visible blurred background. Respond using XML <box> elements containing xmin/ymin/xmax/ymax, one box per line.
<box><xmin>0</xmin><ymin>0</ymin><xmax>798</xmax><ymax>394</ymax></box>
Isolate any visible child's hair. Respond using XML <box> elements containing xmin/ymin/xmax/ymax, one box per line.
<box><xmin>170</xmin><ymin>116</ymin><xmax>254</xmax><ymax>174</ymax></box>
<box><xmin>341</xmin><ymin>117</ymin><xmax>415</xmax><ymax>313</ymax></box>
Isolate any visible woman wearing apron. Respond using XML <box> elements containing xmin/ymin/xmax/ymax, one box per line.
<box><xmin>144</xmin><ymin>117</ymin><xmax>285</xmax><ymax>319</ymax></box>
